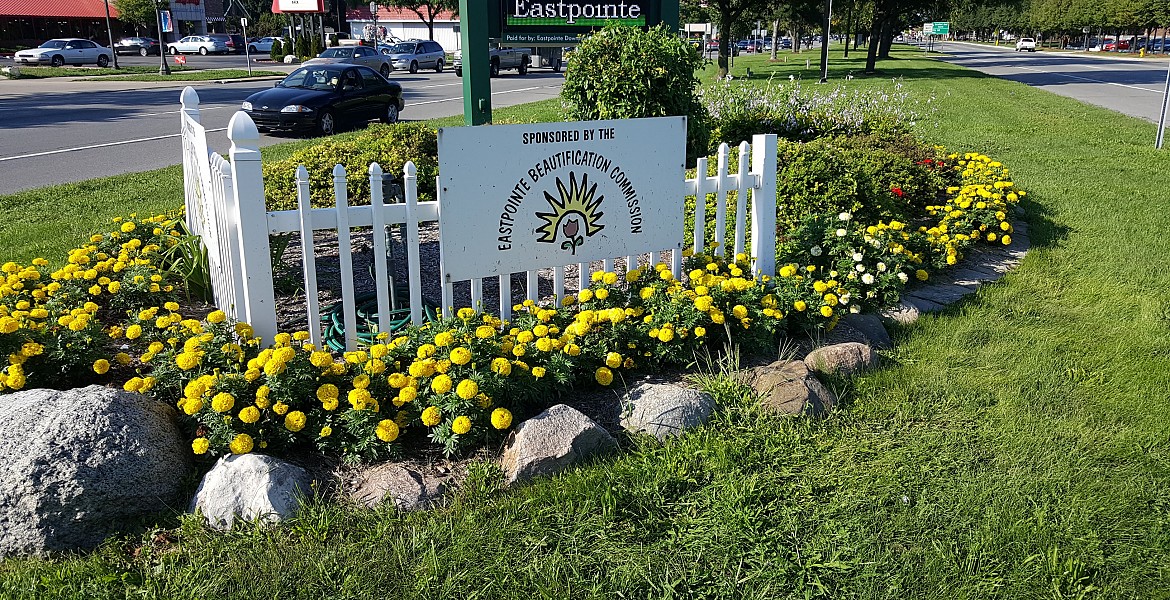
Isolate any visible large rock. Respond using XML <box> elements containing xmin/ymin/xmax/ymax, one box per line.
<box><xmin>742</xmin><ymin>360</ymin><xmax>836</xmax><ymax>417</ymax></box>
<box><xmin>189</xmin><ymin>454</ymin><xmax>312</xmax><ymax>530</ymax></box>
<box><xmin>500</xmin><ymin>404</ymin><xmax>617</xmax><ymax>485</ymax></box>
<box><xmin>620</xmin><ymin>382</ymin><xmax>716</xmax><ymax>440</ymax></box>
<box><xmin>0</xmin><ymin>386</ymin><xmax>191</xmax><ymax>557</ymax></box>
<box><xmin>804</xmin><ymin>342</ymin><xmax>878</xmax><ymax>377</ymax></box>
<box><xmin>349</xmin><ymin>463</ymin><xmax>445</xmax><ymax>511</ymax></box>
<box><xmin>842</xmin><ymin>313</ymin><xmax>893</xmax><ymax>349</ymax></box>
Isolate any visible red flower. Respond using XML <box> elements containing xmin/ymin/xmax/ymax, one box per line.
<box><xmin>891</xmin><ymin>187</ymin><xmax>904</xmax><ymax>198</ymax></box>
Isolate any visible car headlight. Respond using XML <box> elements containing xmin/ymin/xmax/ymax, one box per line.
<box><xmin>241</xmin><ymin>101</ymin><xmax>252</xmax><ymax>111</ymax></box>
<box><xmin>280</xmin><ymin>105</ymin><xmax>314</xmax><ymax>113</ymax></box>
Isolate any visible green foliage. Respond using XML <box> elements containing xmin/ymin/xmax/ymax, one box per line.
<box><xmin>111</xmin><ymin>0</ymin><xmax>156</xmax><ymax>29</ymax></box>
<box><xmin>269</xmin><ymin>38</ymin><xmax>283</xmax><ymax>62</ymax></box>
<box><xmin>295</xmin><ymin>35</ymin><xmax>310</xmax><ymax>60</ymax></box>
<box><xmin>560</xmin><ymin>24</ymin><xmax>711</xmax><ymax>164</ymax></box>
<box><xmin>263</xmin><ymin>123</ymin><xmax>439</xmax><ymax>210</ymax></box>
<box><xmin>309</xmin><ymin>33</ymin><xmax>322</xmax><ymax>58</ymax></box>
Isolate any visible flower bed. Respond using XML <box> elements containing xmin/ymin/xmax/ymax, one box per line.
<box><xmin>0</xmin><ymin>150</ymin><xmax>1024</xmax><ymax>462</ymax></box>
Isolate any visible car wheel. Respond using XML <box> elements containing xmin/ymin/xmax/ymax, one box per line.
<box><xmin>518</xmin><ymin>58</ymin><xmax>528</xmax><ymax>75</ymax></box>
<box><xmin>50</xmin><ymin>55</ymin><xmax>64</xmax><ymax>67</ymax></box>
<box><xmin>170</xmin><ymin>46</ymin><xmax>179</xmax><ymax>55</ymax></box>
<box><xmin>249</xmin><ymin>45</ymin><xmax>257</xmax><ymax>53</ymax></box>
<box><xmin>454</xmin><ymin>67</ymin><xmax>462</xmax><ymax>77</ymax></box>
<box><xmin>199</xmin><ymin>47</ymin><xmax>208</xmax><ymax>56</ymax></box>
<box><xmin>435</xmin><ymin>59</ymin><xmax>443</xmax><ymax>73</ymax></box>
<box><xmin>382</xmin><ymin>103</ymin><xmax>399</xmax><ymax>124</ymax></box>
<box><xmin>140</xmin><ymin>48</ymin><xmax>149</xmax><ymax>57</ymax></box>
<box><xmin>317</xmin><ymin>111</ymin><xmax>336</xmax><ymax>136</ymax></box>
<box><xmin>97</xmin><ymin>55</ymin><xmax>109</xmax><ymax>68</ymax></box>
<box><xmin>409</xmin><ymin>60</ymin><xmax>418</xmax><ymax>74</ymax></box>
<box><xmin>489</xmin><ymin>59</ymin><xmax>499</xmax><ymax>77</ymax></box>
<box><xmin>380</xmin><ymin>63</ymin><xmax>391</xmax><ymax>77</ymax></box>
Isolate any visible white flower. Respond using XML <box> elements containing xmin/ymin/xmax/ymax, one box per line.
<box><xmin>830</xmin><ymin>270</ymin><xmax>839</xmax><ymax>277</ymax></box>
<box><xmin>836</xmin><ymin>228</ymin><xmax>847</xmax><ymax>237</ymax></box>
<box><xmin>838</xmin><ymin>212</ymin><xmax>852</xmax><ymax>221</ymax></box>
<box><xmin>840</xmin><ymin>293</ymin><xmax>851</xmax><ymax>304</ymax></box>
<box><xmin>897</xmin><ymin>272</ymin><xmax>909</xmax><ymax>283</ymax></box>
<box><xmin>862</xmin><ymin>273</ymin><xmax>875</xmax><ymax>285</ymax></box>
<box><xmin>850</xmin><ymin>305</ymin><xmax>862</xmax><ymax>314</ymax></box>
<box><xmin>855</xmin><ymin>264</ymin><xmax>866</xmax><ymax>272</ymax></box>
<box><xmin>852</xmin><ymin>252</ymin><xmax>864</xmax><ymax>262</ymax></box>
<box><xmin>810</xmin><ymin>245</ymin><xmax>822</xmax><ymax>257</ymax></box>
<box><xmin>877</xmin><ymin>262</ymin><xmax>887</xmax><ymax>272</ymax></box>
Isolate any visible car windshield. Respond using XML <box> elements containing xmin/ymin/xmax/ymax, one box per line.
<box><xmin>385</xmin><ymin>43</ymin><xmax>416</xmax><ymax>53</ymax></box>
<box><xmin>39</xmin><ymin>40</ymin><xmax>68</xmax><ymax>49</ymax></box>
<box><xmin>318</xmin><ymin>48</ymin><xmax>353</xmax><ymax>58</ymax></box>
<box><xmin>279</xmin><ymin>67</ymin><xmax>340</xmax><ymax>91</ymax></box>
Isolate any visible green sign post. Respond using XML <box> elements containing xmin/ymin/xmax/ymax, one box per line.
<box><xmin>459</xmin><ymin>0</ymin><xmax>492</xmax><ymax>125</ymax></box>
<box><xmin>931</xmin><ymin>22</ymin><xmax>950</xmax><ymax>36</ymax></box>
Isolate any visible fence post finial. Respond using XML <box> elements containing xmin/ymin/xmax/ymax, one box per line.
<box><xmin>180</xmin><ymin>86</ymin><xmax>200</xmax><ymax>123</ymax></box>
<box><xmin>227</xmin><ymin>110</ymin><xmax>278</xmax><ymax>344</ymax></box>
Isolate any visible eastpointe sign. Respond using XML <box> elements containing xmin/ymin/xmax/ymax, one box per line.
<box><xmin>509</xmin><ymin>0</ymin><xmax>645</xmax><ymax>26</ymax></box>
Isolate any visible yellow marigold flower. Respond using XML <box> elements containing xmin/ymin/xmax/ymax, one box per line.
<box><xmin>820</xmin><ymin>305</ymin><xmax>834</xmax><ymax>318</ymax></box>
<box><xmin>475</xmin><ymin>325</ymin><xmax>496</xmax><ymax>339</ymax></box>
<box><xmin>491</xmin><ymin>408</ymin><xmax>513</xmax><ymax>430</ymax></box>
<box><xmin>229</xmin><ymin>433</ymin><xmax>253</xmax><ymax>454</ymax></box>
<box><xmin>595</xmin><ymin>366</ymin><xmax>614</xmax><ymax>386</ymax></box>
<box><xmin>421</xmin><ymin>405</ymin><xmax>442</xmax><ymax>427</ymax></box>
<box><xmin>449</xmin><ymin>346</ymin><xmax>472</xmax><ymax>365</ymax></box>
<box><xmin>396</xmin><ymin>386</ymin><xmax>418</xmax><ymax>405</ymax></box>
<box><xmin>192</xmin><ymin>437</ymin><xmax>210</xmax><ymax>455</ymax></box>
<box><xmin>457</xmin><ymin>307</ymin><xmax>476</xmax><ymax>320</ymax></box>
<box><xmin>273</xmin><ymin>401</ymin><xmax>289</xmax><ymax>415</ymax></box>
<box><xmin>451</xmin><ymin>415</ymin><xmax>472</xmax><ymax>435</ymax></box>
<box><xmin>206</xmin><ymin>310</ymin><xmax>227</xmax><ymax>324</ymax></box>
<box><xmin>915</xmin><ymin>269</ymin><xmax>929</xmax><ymax>281</ymax></box>
<box><xmin>182</xmin><ymin>397</ymin><xmax>203</xmax><ymax>415</ymax></box>
<box><xmin>602</xmin><ymin>272</ymin><xmax>618</xmax><ymax>285</ymax></box>
<box><xmin>348</xmin><ymin>388</ymin><xmax>373</xmax><ymax>410</ymax></box>
<box><xmin>579</xmin><ymin>288</ymin><xmax>594</xmax><ymax>302</ymax></box>
<box><xmin>491</xmin><ymin>357</ymin><xmax>512</xmax><ymax>376</ymax></box>
<box><xmin>175</xmin><ymin>352</ymin><xmax>200</xmax><ymax>371</ymax></box>
<box><xmin>376</xmin><ymin>419</ymin><xmax>400</xmax><ymax>442</ymax></box>
<box><xmin>317</xmin><ymin>384</ymin><xmax>339</xmax><ymax>402</ymax></box>
<box><xmin>564</xmin><ymin>343</ymin><xmax>581</xmax><ymax>357</ymax></box>
<box><xmin>694</xmin><ymin>296</ymin><xmax>714</xmax><ymax>312</ymax></box>
<box><xmin>211</xmin><ymin>392</ymin><xmax>235</xmax><ymax>413</ymax></box>
<box><xmin>92</xmin><ymin>359</ymin><xmax>110</xmax><ymax>375</ymax></box>
<box><xmin>239</xmin><ymin>406</ymin><xmax>260</xmax><ymax>424</ymax></box>
<box><xmin>125</xmin><ymin>324</ymin><xmax>142</xmax><ymax>340</ymax></box>
<box><xmin>433</xmin><ymin>331</ymin><xmax>455</xmax><ymax>347</ymax></box>
<box><xmin>353</xmin><ymin>374</ymin><xmax>370</xmax><ymax>389</ymax></box>
<box><xmin>1001</xmin><ymin>234</ymin><xmax>1012</xmax><ymax>245</ymax></box>
<box><xmin>658</xmin><ymin>328</ymin><xmax>675</xmax><ymax>342</ymax></box>
<box><xmin>532</xmin><ymin>366</ymin><xmax>547</xmax><ymax>378</ymax></box>
<box><xmin>431</xmin><ymin>374</ymin><xmax>453</xmax><ymax>395</ymax></box>
<box><xmin>694</xmin><ymin>326</ymin><xmax>706</xmax><ymax>337</ymax></box>
<box><xmin>120</xmin><ymin>221</ymin><xmax>136</xmax><ymax>233</ymax></box>
<box><xmin>595</xmin><ymin>288</ymin><xmax>610</xmax><ymax>301</ymax></box>
<box><xmin>417</xmin><ymin>343</ymin><xmax>437</xmax><ymax>358</ymax></box>
<box><xmin>605</xmin><ymin>352</ymin><xmax>623</xmax><ymax>369</ymax></box>
<box><xmin>732</xmin><ymin>305</ymin><xmax>748</xmax><ymax>319</ymax></box>
<box><xmin>284</xmin><ymin>411</ymin><xmax>307</xmax><ymax>432</ymax></box>
<box><xmin>456</xmin><ymin>378</ymin><xmax>479</xmax><ymax>400</ymax></box>
<box><xmin>319</xmin><ymin>426</ymin><xmax>332</xmax><ymax>438</ymax></box>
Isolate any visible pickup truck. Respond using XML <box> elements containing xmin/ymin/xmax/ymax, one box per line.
<box><xmin>453</xmin><ymin>47</ymin><xmax>532</xmax><ymax>77</ymax></box>
<box><xmin>1015</xmin><ymin>37</ymin><xmax>1037</xmax><ymax>52</ymax></box>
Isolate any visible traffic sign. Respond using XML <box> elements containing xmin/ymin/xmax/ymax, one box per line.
<box><xmin>931</xmin><ymin>22</ymin><xmax>950</xmax><ymax>35</ymax></box>
<box><xmin>174</xmin><ymin>55</ymin><xmax>186</xmax><ymax>66</ymax></box>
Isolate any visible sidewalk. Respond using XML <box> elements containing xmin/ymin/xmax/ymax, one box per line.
<box><xmin>0</xmin><ymin>67</ymin><xmax>290</xmax><ymax>100</ymax></box>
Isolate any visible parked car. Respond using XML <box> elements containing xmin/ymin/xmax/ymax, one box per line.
<box><xmin>240</xmin><ymin>64</ymin><xmax>404</xmax><ymax>136</ymax></box>
<box><xmin>379</xmin><ymin>39</ymin><xmax>446</xmax><ymax>73</ymax></box>
<box><xmin>114</xmin><ymin>36</ymin><xmax>160</xmax><ymax>56</ymax></box>
<box><xmin>208</xmin><ymin>34</ymin><xmax>246</xmax><ymax>54</ymax></box>
<box><xmin>1103</xmin><ymin>39</ymin><xmax>1130</xmax><ymax>51</ymax></box>
<box><xmin>452</xmin><ymin>46</ymin><xmax>530</xmax><ymax>77</ymax></box>
<box><xmin>14</xmin><ymin>38</ymin><xmax>113</xmax><ymax>67</ymax></box>
<box><xmin>304</xmin><ymin>46</ymin><xmax>394</xmax><ymax>77</ymax></box>
<box><xmin>248</xmin><ymin>37</ymin><xmax>280</xmax><ymax>54</ymax></box>
<box><xmin>168</xmin><ymin>36</ymin><xmax>229</xmax><ymax>55</ymax></box>
<box><xmin>1015</xmin><ymin>37</ymin><xmax>1037</xmax><ymax>51</ymax></box>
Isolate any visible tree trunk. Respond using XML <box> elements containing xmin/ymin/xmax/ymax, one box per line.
<box><xmin>877</xmin><ymin>17</ymin><xmax>894</xmax><ymax>58</ymax></box>
<box><xmin>771</xmin><ymin>18</ymin><xmax>780</xmax><ymax>60</ymax></box>
<box><xmin>843</xmin><ymin>0</ymin><xmax>854</xmax><ymax>57</ymax></box>
<box><xmin>863</xmin><ymin>11</ymin><xmax>881</xmax><ymax>73</ymax></box>
<box><xmin>717</xmin><ymin>9</ymin><xmax>735</xmax><ymax>78</ymax></box>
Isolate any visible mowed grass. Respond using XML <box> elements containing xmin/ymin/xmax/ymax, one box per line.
<box><xmin>3</xmin><ymin>49</ymin><xmax>1170</xmax><ymax>598</ymax></box>
<box><xmin>9</xmin><ymin>66</ymin><xmax>283</xmax><ymax>81</ymax></box>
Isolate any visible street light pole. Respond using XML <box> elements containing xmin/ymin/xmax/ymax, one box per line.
<box><xmin>818</xmin><ymin>0</ymin><xmax>832</xmax><ymax>83</ymax></box>
<box><xmin>1156</xmin><ymin>59</ymin><xmax>1169</xmax><ymax>149</ymax></box>
<box><xmin>103</xmin><ymin>0</ymin><xmax>119</xmax><ymax>69</ymax></box>
<box><xmin>156</xmin><ymin>1</ymin><xmax>170</xmax><ymax>75</ymax></box>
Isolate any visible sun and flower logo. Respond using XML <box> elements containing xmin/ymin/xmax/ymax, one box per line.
<box><xmin>535</xmin><ymin>172</ymin><xmax>605</xmax><ymax>255</ymax></box>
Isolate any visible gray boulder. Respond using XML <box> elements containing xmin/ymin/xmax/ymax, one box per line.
<box><xmin>842</xmin><ymin>313</ymin><xmax>893</xmax><ymax>349</ymax></box>
<box><xmin>742</xmin><ymin>360</ymin><xmax>836</xmax><ymax>417</ymax></box>
<box><xmin>804</xmin><ymin>342</ymin><xmax>878</xmax><ymax>377</ymax></box>
<box><xmin>0</xmin><ymin>386</ymin><xmax>191</xmax><ymax>558</ymax></box>
<box><xmin>500</xmin><ymin>404</ymin><xmax>617</xmax><ymax>485</ymax></box>
<box><xmin>349</xmin><ymin>463</ymin><xmax>445</xmax><ymax>511</ymax></box>
<box><xmin>189</xmin><ymin>454</ymin><xmax>312</xmax><ymax>530</ymax></box>
<box><xmin>620</xmin><ymin>382</ymin><xmax>716</xmax><ymax>440</ymax></box>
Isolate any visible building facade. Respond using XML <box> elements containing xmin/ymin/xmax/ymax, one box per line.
<box><xmin>345</xmin><ymin>6</ymin><xmax>459</xmax><ymax>52</ymax></box>
<box><xmin>0</xmin><ymin>0</ymin><xmax>226</xmax><ymax>50</ymax></box>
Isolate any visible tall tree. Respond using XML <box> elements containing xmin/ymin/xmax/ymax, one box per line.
<box><xmin>382</xmin><ymin>0</ymin><xmax>459</xmax><ymax>40</ymax></box>
<box><xmin>706</xmin><ymin>0</ymin><xmax>775</xmax><ymax>78</ymax></box>
<box><xmin>112</xmin><ymin>0</ymin><xmax>157</xmax><ymax>30</ymax></box>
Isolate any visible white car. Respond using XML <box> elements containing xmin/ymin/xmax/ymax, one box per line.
<box><xmin>248</xmin><ymin>37</ymin><xmax>279</xmax><ymax>54</ymax></box>
<box><xmin>1015</xmin><ymin>38</ymin><xmax>1037</xmax><ymax>52</ymax></box>
<box><xmin>14</xmin><ymin>38</ymin><xmax>113</xmax><ymax>68</ymax></box>
<box><xmin>168</xmin><ymin>36</ymin><xmax>229</xmax><ymax>56</ymax></box>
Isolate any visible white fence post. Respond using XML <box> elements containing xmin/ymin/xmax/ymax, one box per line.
<box><xmin>750</xmin><ymin>134</ymin><xmax>778</xmax><ymax>278</ymax></box>
<box><xmin>226</xmin><ymin>111</ymin><xmax>278</xmax><ymax>343</ymax></box>
<box><xmin>404</xmin><ymin>162</ymin><xmax>425</xmax><ymax>326</ymax></box>
<box><xmin>180</xmin><ymin>87</ymin><xmax>201</xmax><ymax>236</ymax></box>
<box><xmin>296</xmin><ymin>165</ymin><xmax>323</xmax><ymax>349</ymax></box>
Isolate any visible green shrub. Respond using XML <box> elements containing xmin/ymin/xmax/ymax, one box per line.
<box><xmin>310</xmin><ymin>33</ymin><xmax>322</xmax><ymax>58</ymax></box>
<box><xmin>560</xmin><ymin>24</ymin><xmax>710</xmax><ymax>165</ymax></box>
<box><xmin>295</xmin><ymin>35</ymin><xmax>310</xmax><ymax>60</ymax></box>
<box><xmin>269</xmin><ymin>38</ymin><xmax>283</xmax><ymax>62</ymax></box>
<box><xmin>263</xmin><ymin>122</ymin><xmax>439</xmax><ymax>211</ymax></box>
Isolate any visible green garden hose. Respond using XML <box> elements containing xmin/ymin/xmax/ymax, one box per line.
<box><xmin>322</xmin><ymin>286</ymin><xmax>439</xmax><ymax>351</ymax></box>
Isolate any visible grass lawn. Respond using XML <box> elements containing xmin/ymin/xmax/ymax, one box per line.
<box><xmin>2</xmin><ymin>49</ymin><xmax>1170</xmax><ymax>598</ymax></box>
<box><xmin>9</xmin><ymin>66</ymin><xmax>284</xmax><ymax>81</ymax></box>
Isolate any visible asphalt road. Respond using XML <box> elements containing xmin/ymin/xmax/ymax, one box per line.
<box><xmin>0</xmin><ymin>55</ymin><xmax>563</xmax><ymax>195</ymax></box>
<box><xmin>933</xmin><ymin>42</ymin><xmax>1170</xmax><ymax>123</ymax></box>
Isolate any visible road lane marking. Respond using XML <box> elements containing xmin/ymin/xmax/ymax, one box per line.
<box><xmin>1012</xmin><ymin>65</ymin><xmax>1164</xmax><ymax>93</ymax></box>
<box><xmin>0</xmin><ymin>128</ymin><xmax>227</xmax><ymax>162</ymax></box>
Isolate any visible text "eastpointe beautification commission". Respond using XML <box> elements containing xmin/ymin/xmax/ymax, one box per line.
<box><xmin>511</xmin><ymin>0</ymin><xmax>643</xmax><ymax>24</ymax></box>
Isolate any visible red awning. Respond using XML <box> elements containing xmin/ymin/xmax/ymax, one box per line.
<box><xmin>0</xmin><ymin>0</ymin><xmax>119</xmax><ymax>18</ymax></box>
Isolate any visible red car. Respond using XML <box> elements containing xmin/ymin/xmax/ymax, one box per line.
<box><xmin>1103</xmin><ymin>40</ymin><xmax>1130</xmax><ymax>51</ymax></box>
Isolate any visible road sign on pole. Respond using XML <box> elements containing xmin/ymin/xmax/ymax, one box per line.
<box><xmin>459</xmin><ymin>0</ymin><xmax>490</xmax><ymax>125</ymax></box>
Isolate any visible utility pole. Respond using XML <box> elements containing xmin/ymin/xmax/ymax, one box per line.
<box><xmin>1157</xmin><ymin>59</ymin><xmax>1169</xmax><ymax>149</ymax></box>
<box><xmin>103</xmin><ymin>0</ymin><xmax>119</xmax><ymax>68</ymax></box>
<box><xmin>155</xmin><ymin>1</ymin><xmax>170</xmax><ymax>75</ymax></box>
<box><xmin>818</xmin><ymin>0</ymin><xmax>832</xmax><ymax>83</ymax></box>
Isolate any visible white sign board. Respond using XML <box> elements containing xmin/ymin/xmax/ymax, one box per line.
<box><xmin>437</xmin><ymin>117</ymin><xmax>686</xmax><ymax>283</ymax></box>
<box><xmin>276</xmin><ymin>0</ymin><xmax>324</xmax><ymax>12</ymax></box>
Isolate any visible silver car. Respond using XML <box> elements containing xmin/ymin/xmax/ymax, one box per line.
<box><xmin>168</xmin><ymin>36</ymin><xmax>229</xmax><ymax>56</ymax></box>
<box><xmin>304</xmin><ymin>46</ymin><xmax>393</xmax><ymax>77</ymax></box>
<box><xmin>380</xmin><ymin>40</ymin><xmax>446</xmax><ymax>74</ymax></box>
<box><xmin>15</xmin><ymin>38</ymin><xmax>113</xmax><ymax>67</ymax></box>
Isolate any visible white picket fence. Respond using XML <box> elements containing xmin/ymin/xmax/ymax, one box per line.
<box><xmin>180</xmin><ymin>87</ymin><xmax>778</xmax><ymax>350</ymax></box>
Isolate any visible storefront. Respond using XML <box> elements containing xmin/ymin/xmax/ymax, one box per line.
<box><xmin>0</xmin><ymin>0</ymin><xmax>224</xmax><ymax>50</ymax></box>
